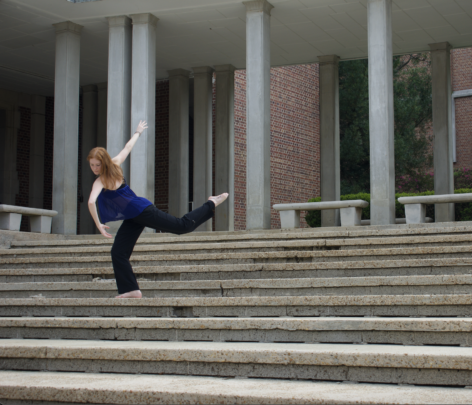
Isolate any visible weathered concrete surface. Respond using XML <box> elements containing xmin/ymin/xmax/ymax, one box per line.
<box><xmin>130</xmin><ymin>13</ymin><xmax>157</xmax><ymax>203</ymax></box>
<box><xmin>192</xmin><ymin>66</ymin><xmax>214</xmax><ymax>232</ymax></box>
<box><xmin>1</xmin><ymin>371</ymin><xmax>472</xmax><ymax>404</ymax></box>
<box><xmin>106</xmin><ymin>16</ymin><xmax>132</xmax><ymax>182</ymax></box>
<box><xmin>244</xmin><ymin>0</ymin><xmax>273</xmax><ymax>230</ymax></box>
<box><xmin>319</xmin><ymin>55</ymin><xmax>341</xmax><ymax>228</ymax></box>
<box><xmin>2</xmin><ymin>340</ymin><xmax>472</xmax><ymax>370</ymax></box>
<box><xmin>368</xmin><ymin>0</ymin><xmax>395</xmax><ymax>225</ymax></box>
<box><xmin>430</xmin><ymin>42</ymin><xmax>454</xmax><ymax>223</ymax></box>
<box><xmin>52</xmin><ymin>21</ymin><xmax>83</xmax><ymax>235</ymax></box>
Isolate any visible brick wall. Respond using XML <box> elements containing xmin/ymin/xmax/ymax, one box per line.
<box><xmin>15</xmin><ymin>106</ymin><xmax>31</xmax><ymax>231</ymax></box>
<box><xmin>233</xmin><ymin>64</ymin><xmax>320</xmax><ymax>230</ymax></box>
<box><xmin>452</xmin><ymin>48</ymin><xmax>472</xmax><ymax>170</ymax></box>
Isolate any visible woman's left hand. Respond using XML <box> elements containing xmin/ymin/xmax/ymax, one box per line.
<box><xmin>135</xmin><ymin>120</ymin><xmax>148</xmax><ymax>135</ymax></box>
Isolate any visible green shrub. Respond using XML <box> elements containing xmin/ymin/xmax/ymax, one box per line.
<box><xmin>305</xmin><ymin>189</ymin><xmax>472</xmax><ymax>227</ymax></box>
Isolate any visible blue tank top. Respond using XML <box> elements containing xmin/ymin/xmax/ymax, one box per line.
<box><xmin>97</xmin><ymin>178</ymin><xmax>153</xmax><ymax>223</ymax></box>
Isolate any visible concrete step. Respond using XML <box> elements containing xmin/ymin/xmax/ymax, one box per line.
<box><xmin>1</xmin><ymin>317</ymin><xmax>470</xmax><ymax>346</ymax></box>
<box><xmin>6</xmin><ymin>234</ymin><xmax>472</xmax><ymax>258</ymax></box>
<box><xmin>2</xmin><ymin>339</ymin><xmax>472</xmax><ymax>386</ymax></box>
<box><xmin>1</xmin><ymin>294</ymin><xmax>470</xmax><ymax>317</ymax></box>
<box><xmin>1</xmin><ymin>257</ymin><xmax>471</xmax><ymax>283</ymax></box>
<box><xmin>2</xmin><ymin>371</ymin><xmax>472</xmax><ymax>405</ymax></box>
<box><xmin>3</xmin><ymin>245</ymin><xmax>472</xmax><ymax>270</ymax></box>
<box><xmin>8</xmin><ymin>222</ymin><xmax>472</xmax><ymax>249</ymax></box>
<box><xmin>2</xmin><ymin>275</ymin><xmax>472</xmax><ymax>298</ymax></box>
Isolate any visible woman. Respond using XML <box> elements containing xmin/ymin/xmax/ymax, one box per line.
<box><xmin>87</xmin><ymin>120</ymin><xmax>228</xmax><ymax>299</ymax></box>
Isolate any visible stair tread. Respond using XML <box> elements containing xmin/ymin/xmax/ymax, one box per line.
<box><xmin>1</xmin><ymin>370</ymin><xmax>471</xmax><ymax>404</ymax></box>
<box><xmin>1</xmin><ymin>294</ymin><xmax>470</xmax><ymax>306</ymax></box>
<box><xmin>2</xmin><ymin>275</ymin><xmax>472</xmax><ymax>291</ymax></box>
<box><xmin>1</xmin><ymin>316</ymin><xmax>471</xmax><ymax>331</ymax></box>
<box><xmin>2</xmin><ymin>339</ymin><xmax>472</xmax><ymax>369</ymax></box>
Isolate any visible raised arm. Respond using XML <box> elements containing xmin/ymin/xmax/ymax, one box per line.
<box><xmin>112</xmin><ymin>120</ymin><xmax>148</xmax><ymax>166</ymax></box>
<box><xmin>88</xmin><ymin>177</ymin><xmax>112</xmax><ymax>238</ymax></box>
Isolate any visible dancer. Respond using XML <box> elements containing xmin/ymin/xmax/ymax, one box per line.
<box><xmin>87</xmin><ymin>120</ymin><xmax>228</xmax><ymax>299</ymax></box>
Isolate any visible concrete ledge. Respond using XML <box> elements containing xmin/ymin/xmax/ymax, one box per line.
<box><xmin>2</xmin><ymin>256</ymin><xmax>472</xmax><ymax>277</ymax></box>
<box><xmin>274</xmin><ymin>201</ymin><xmax>368</xmax><ymax>228</ymax></box>
<box><xmin>2</xmin><ymin>275</ymin><xmax>471</xmax><ymax>291</ymax></box>
<box><xmin>399</xmin><ymin>194</ymin><xmax>472</xmax><ymax>205</ymax></box>
<box><xmin>274</xmin><ymin>201</ymin><xmax>369</xmax><ymax>211</ymax></box>
<box><xmin>0</xmin><ymin>294</ymin><xmax>470</xmax><ymax>307</ymax></box>
<box><xmin>3</xmin><ymin>244</ymin><xmax>472</xmax><ymax>267</ymax></box>
<box><xmin>9</xmin><ymin>223</ymin><xmax>472</xmax><ymax>248</ymax></box>
<box><xmin>2</xmin><ymin>317</ymin><xmax>471</xmax><ymax>332</ymax></box>
<box><xmin>1</xmin><ymin>340</ymin><xmax>472</xmax><ymax>370</ymax></box>
<box><xmin>0</xmin><ymin>206</ymin><xmax>58</xmax><ymax>217</ymax></box>
<box><xmin>1</xmin><ymin>371</ymin><xmax>472</xmax><ymax>404</ymax></box>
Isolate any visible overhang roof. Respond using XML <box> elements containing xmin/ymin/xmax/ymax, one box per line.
<box><xmin>0</xmin><ymin>0</ymin><xmax>471</xmax><ymax>96</ymax></box>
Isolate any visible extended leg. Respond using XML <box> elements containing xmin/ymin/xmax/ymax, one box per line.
<box><xmin>111</xmin><ymin>218</ymin><xmax>145</xmax><ymax>295</ymax></box>
<box><xmin>134</xmin><ymin>201</ymin><xmax>215</xmax><ymax>235</ymax></box>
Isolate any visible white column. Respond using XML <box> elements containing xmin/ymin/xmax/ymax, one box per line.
<box><xmin>192</xmin><ymin>66</ymin><xmax>214</xmax><ymax>231</ymax></box>
<box><xmin>52</xmin><ymin>21</ymin><xmax>83</xmax><ymax>235</ymax></box>
<box><xmin>243</xmin><ymin>0</ymin><xmax>273</xmax><ymax>230</ymax></box>
<box><xmin>168</xmin><ymin>69</ymin><xmax>190</xmax><ymax>217</ymax></box>
<box><xmin>430</xmin><ymin>42</ymin><xmax>454</xmax><ymax>222</ymax></box>
<box><xmin>106</xmin><ymin>15</ymin><xmax>131</xmax><ymax>174</ymax></box>
<box><xmin>80</xmin><ymin>85</ymin><xmax>97</xmax><ymax>234</ymax></box>
<box><xmin>130</xmin><ymin>13</ymin><xmax>157</xmax><ymax>203</ymax></box>
<box><xmin>215</xmin><ymin>64</ymin><xmax>236</xmax><ymax>231</ymax></box>
<box><xmin>319</xmin><ymin>55</ymin><xmax>341</xmax><ymax>227</ymax></box>
<box><xmin>29</xmin><ymin>95</ymin><xmax>46</xmax><ymax>209</ymax></box>
<box><xmin>96</xmin><ymin>82</ymin><xmax>107</xmax><ymax>149</ymax></box>
<box><xmin>368</xmin><ymin>0</ymin><xmax>395</xmax><ymax>225</ymax></box>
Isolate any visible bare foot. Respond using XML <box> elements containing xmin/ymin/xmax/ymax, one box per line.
<box><xmin>208</xmin><ymin>193</ymin><xmax>229</xmax><ymax>207</ymax></box>
<box><xmin>115</xmin><ymin>290</ymin><xmax>142</xmax><ymax>299</ymax></box>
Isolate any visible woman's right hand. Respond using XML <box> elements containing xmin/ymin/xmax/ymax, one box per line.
<box><xmin>135</xmin><ymin>120</ymin><xmax>148</xmax><ymax>135</ymax></box>
<box><xmin>98</xmin><ymin>224</ymin><xmax>113</xmax><ymax>239</ymax></box>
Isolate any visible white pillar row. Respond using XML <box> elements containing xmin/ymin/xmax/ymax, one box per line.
<box><xmin>168</xmin><ymin>69</ymin><xmax>190</xmax><ymax>217</ymax></box>
<box><xmin>96</xmin><ymin>82</ymin><xmax>107</xmax><ymax>149</ymax></box>
<box><xmin>106</xmin><ymin>15</ymin><xmax>131</xmax><ymax>172</ymax></box>
<box><xmin>192</xmin><ymin>66</ymin><xmax>214</xmax><ymax>231</ymax></box>
<box><xmin>215</xmin><ymin>64</ymin><xmax>236</xmax><ymax>231</ymax></box>
<box><xmin>29</xmin><ymin>95</ymin><xmax>46</xmax><ymax>210</ymax></box>
<box><xmin>52</xmin><ymin>21</ymin><xmax>83</xmax><ymax>235</ymax></box>
<box><xmin>367</xmin><ymin>0</ymin><xmax>395</xmax><ymax>225</ymax></box>
<box><xmin>319</xmin><ymin>55</ymin><xmax>341</xmax><ymax>228</ymax></box>
<box><xmin>243</xmin><ymin>0</ymin><xmax>273</xmax><ymax>230</ymax></box>
<box><xmin>80</xmin><ymin>85</ymin><xmax>98</xmax><ymax>234</ymax></box>
<box><xmin>130</xmin><ymin>13</ymin><xmax>158</xmax><ymax>203</ymax></box>
<box><xmin>430</xmin><ymin>42</ymin><xmax>454</xmax><ymax>222</ymax></box>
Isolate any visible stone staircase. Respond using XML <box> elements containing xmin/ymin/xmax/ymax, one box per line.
<box><xmin>1</xmin><ymin>224</ymin><xmax>472</xmax><ymax>404</ymax></box>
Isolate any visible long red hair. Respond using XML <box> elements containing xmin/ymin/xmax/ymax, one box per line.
<box><xmin>87</xmin><ymin>147</ymin><xmax>123</xmax><ymax>190</ymax></box>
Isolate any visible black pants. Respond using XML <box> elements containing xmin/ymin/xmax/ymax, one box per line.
<box><xmin>111</xmin><ymin>201</ymin><xmax>215</xmax><ymax>294</ymax></box>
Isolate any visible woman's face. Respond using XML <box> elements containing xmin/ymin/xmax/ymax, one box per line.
<box><xmin>89</xmin><ymin>158</ymin><xmax>102</xmax><ymax>175</ymax></box>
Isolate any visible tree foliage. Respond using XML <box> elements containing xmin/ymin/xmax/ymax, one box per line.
<box><xmin>339</xmin><ymin>54</ymin><xmax>433</xmax><ymax>194</ymax></box>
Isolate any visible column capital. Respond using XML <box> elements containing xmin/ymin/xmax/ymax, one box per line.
<box><xmin>130</xmin><ymin>13</ymin><xmax>159</xmax><ymax>26</ymax></box>
<box><xmin>243</xmin><ymin>0</ymin><xmax>274</xmax><ymax>15</ymax></box>
<box><xmin>215</xmin><ymin>64</ymin><xmax>236</xmax><ymax>73</ymax></box>
<box><xmin>318</xmin><ymin>55</ymin><xmax>340</xmax><ymax>66</ymax></box>
<box><xmin>168</xmin><ymin>68</ymin><xmax>191</xmax><ymax>78</ymax></box>
<box><xmin>53</xmin><ymin>21</ymin><xmax>83</xmax><ymax>35</ymax></box>
<box><xmin>82</xmin><ymin>84</ymin><xmax>97</xmax><ymax>93</ymax></box>
<box><xmin>192</xmin><ymin>66</ymin><xmax>215</xmax><ymax>76</ymax></box>
<box><xmin>429</xmin><ymin>42</ymin><xmax>452</xmax><ymax>52</ymax></box>
<box><xmin>106</xmin><ymin>15</ymin><xmax>131</xmax><ymax>27</ymax></box>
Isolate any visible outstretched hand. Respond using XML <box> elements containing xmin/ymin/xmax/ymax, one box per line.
<box><xmin>98</xmin><ymin>224</ymin><xmax>112</xmax><ymax>239</ymax></box>
<box><xmin>135</xmin><ymin>120</ymin><xmax>148</xmax><ymax>135</ymax></box>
